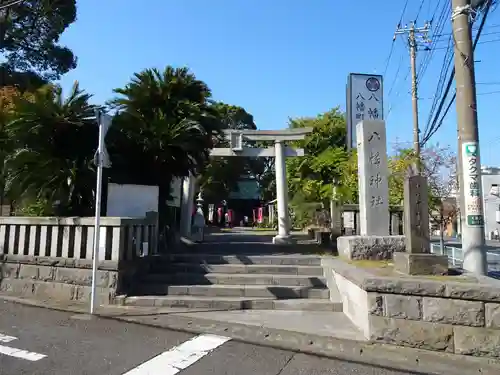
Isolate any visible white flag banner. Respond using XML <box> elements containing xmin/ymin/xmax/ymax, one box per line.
<box><xmin>94</xmin><ymin>111</ymin><xmax>113</xmax><ymax>168</ymax></box>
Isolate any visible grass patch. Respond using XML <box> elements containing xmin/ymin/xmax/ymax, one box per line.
<box><xmin>420</xmin><ymin>275</ymin><xmax>476</xmax><ymax>283</ymax></box>
<box><xmin>346</xmin><ymin>259</ymin><xmax>393</xmax><ymax>268</ymax></box>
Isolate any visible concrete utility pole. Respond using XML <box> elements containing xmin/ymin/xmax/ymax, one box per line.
<box><xmin>394</xmin><ymin>21</ymin><xmax>431</xmax><ymax>162</ymax></box>
<box><xmin>451</xmin><ymin>0</ymin><xmax>487</xmax><ymax>275</ymax></box>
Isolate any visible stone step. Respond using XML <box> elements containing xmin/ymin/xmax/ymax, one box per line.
<box><xmin>150</xmin><ymin>263</ymin><xmax>324</xmax><ymax>276</ymax></box>
<box><xmin>164</xmin><ymin>254</ymin><xmax>323</xmax><ymax>266</ymax></box>
<box><xmin>143</xmin><ymin>272</ymin><xmax>328</xmax><ymax>287</ymax></box>
<box><xmin>117</xmin><ymin>295</ymin><xmax>341</xmax><ymax>311</ymax></box>
<box><xmin>272</xmin><ymin>298</ymin><xmax>342</xmax><ymax>312</ymax></box>
<box><xmin>133</xmin><ymin>284</ymin><xmax>330</xmax><ymax>299</ymax></box>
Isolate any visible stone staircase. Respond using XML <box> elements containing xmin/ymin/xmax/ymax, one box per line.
<box><xmin>117</xmin><ymin>253</ymin><xmax>342</xmax><ymax>311</ymax></box>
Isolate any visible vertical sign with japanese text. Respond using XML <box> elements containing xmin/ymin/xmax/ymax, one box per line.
<box><xmin>357</xmin><ymin>120</ymin><xmax>390</xmax><ymax>236</ymax></box>
<box><xmin>462</xmin><ymin>142</ymin><xmax>484</xmax><ymax>227</ymax></box>
<box><xmin>346</xmin><ymin>73</ymin><xmax>384</xmax><ymax>149</ymax></box>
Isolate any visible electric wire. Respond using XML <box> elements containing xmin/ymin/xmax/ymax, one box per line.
<box><xmin>0</xmin><ymin>0</ymin><xmax>24</xmax><ymax>10</ymax></box>
<box><xmin>421</xmin><ymin>0</ymin><xmax>493</xmax><ymax>145</ymax></box>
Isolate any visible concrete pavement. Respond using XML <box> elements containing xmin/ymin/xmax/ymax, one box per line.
<box><xmin>1</xmin><ymin>301</ymin><xmax>424</xmax><ymax>375</ymax></box>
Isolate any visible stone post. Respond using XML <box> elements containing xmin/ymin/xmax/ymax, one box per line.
<box><xmin>393</xmin><ymin>173</ymin><xmax>448</xmax><ymax>274</ymax></box>
<box><xmin>180</xmin><ymin>173</ymin><xmax>196</xmax><ymax>238</ymax></box>
<box><xmin>330</xmin><ymin>185</ymin><xmax>342</xmax><ymax>236</ymax></box>
<box><xmin>357</xmin><ymin>120</ymin><xmax>390</xmax><ymax>236</ymax></box>
<box><xmin>404</xmin><ymin>174</ymin><xmax>430</xmax><ymax>253</ymax></box>
<box><xmin>336</xmin><ymin>120</ymin><xmax>406</xmax><ymax>260</ymax></box>
<box><xmin>273</xmin><ymin>140</ymin><xmax>293</xmax><ymax>244</ymax></box>
<box><xmin>391</xmin><ymin>213</ymin><xmax>401</xmax><ymax>235</ymax></box>
<box><xmin>192</xmin><ymin>191</ymin><xmax>205</xmax><ymax>242</ymax></box>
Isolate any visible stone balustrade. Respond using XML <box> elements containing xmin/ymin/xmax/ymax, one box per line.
<box><xmin>0</xmin><ymin>214</ymin><xmax>159</xmax><ymax>304</ymax></box>
<box><xmin>0</xmin><ymin>214</ymin><xmax>158</xmax><ymax>261</ymax></box>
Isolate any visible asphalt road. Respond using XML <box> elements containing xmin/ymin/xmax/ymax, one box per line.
<box><xmin>0</xmin><ymin>301</ymin><xmax>424</xmax><ymax>375</ymax></box>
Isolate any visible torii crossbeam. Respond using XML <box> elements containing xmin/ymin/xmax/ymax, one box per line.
<box><xmin>179</xmin><ymin>127</ymin><xmax>312</xmax><ymax>244</ymax></box>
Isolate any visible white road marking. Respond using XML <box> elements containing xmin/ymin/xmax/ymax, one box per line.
<box><xmin>0</xmin><ymin>345</ymin><xmax>47</xmax><ymax>361</ymax></box>
<box><xmin>122</xmin><ymin>334</ymin><xmax>231</xmax><ymax>375</ymax></box>
<box><xmin>0</xmin><ymin>333</ymin><xmax>17</xmax><ymax>343</ymax></box>
<box><xmin>0</xmin><ymin>333</ymin><xmax>47</xmax><ymax>361</ymax></box>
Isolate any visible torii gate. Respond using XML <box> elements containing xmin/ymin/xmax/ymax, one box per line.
<box><xmin>180</xmin><ymin>128</ymin><xmax>312</xmax><ymax>245</ymax></box>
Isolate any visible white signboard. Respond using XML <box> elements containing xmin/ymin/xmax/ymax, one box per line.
<box><xmin>346</xmin><ymin>73</ymin><xmax>384</xmax><ymax>149</ymax></box>
<box><xmin>167</xmin><ymin>177</ymin><xmax>182</xmax><ymax>207</ymax></box>
<box><xmin>106</xmin><ymin>183</ymin><xmax>159</xmax><ymax>217</ymax></box>
<box><xmin>462</xmin><ymin>142</ymin><xmax>484</xmax><ymax>227</ymax></box>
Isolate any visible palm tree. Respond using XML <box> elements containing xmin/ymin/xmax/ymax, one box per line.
<box><xmin>107</xmin><ymin>66</ymin><xmax>222</xmax><ymax>185</ymax></box>
<box><xmin>3</xmin><ymin>82</ymin><xmax>99</xmax><ymax>216</ymax></box>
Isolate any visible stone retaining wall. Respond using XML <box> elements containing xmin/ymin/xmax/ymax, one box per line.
<box><xmin>322</xmin><ymin>257</ymin><xmax>500</xmax><ymax>358</ymax></box>
<box><xmin>0</xmin><ymin>254</ymin><xmax>154</xmax><ymax>305</ymax></box>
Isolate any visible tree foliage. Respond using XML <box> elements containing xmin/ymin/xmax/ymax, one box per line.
<box><xmin>388</xmin><ymin>144</ymin><xmax>457</xmax><ymax>213</ymax></box>
<box><xmin>198</xmin><ymin>102</ymin><xmax>256</xmax><ymax>203</ymax></box>
<box><xmin>107</xmin><ymin>66</ymin><xmax>222</xmax><ymax>188</ymax></box>
<box><xmin>286</xmin><ymin>108</ymin><xmax>350</xmax><ymax>201</ymax></box>
<box><xmin>0</xmin><ymin>0</ymin><xmax>77</xmax><ymax>85</ymax></box>
<box><xmin>3</xmin><ymin>82</ymin><xmax>98</xmax><ymax>216</ymax></box>
<box><xmin>284</xmin><ymin>108</ymin><xmax>353</xmax><ymax>227</ymax></box>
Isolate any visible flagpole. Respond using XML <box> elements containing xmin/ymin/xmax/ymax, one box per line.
<box><xmin>90</xmin><ymin>110</ymin><xmax>105</xmax><ymax>315</ymax></box>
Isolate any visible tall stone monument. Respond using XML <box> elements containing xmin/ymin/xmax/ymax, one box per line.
<box><xmin>357</xmin><ymin>120</ymin><xmax>390</xmax><ymax>236</ymax></box>
<box><xmin>337</xmin><ymin>120</ymin><xmax>405</xmax><ymax>260</ymax></box>
<box><xmin>393</xmin><ymin>169</ymin><xmax>449</xmax><ymax>275</ymax></box>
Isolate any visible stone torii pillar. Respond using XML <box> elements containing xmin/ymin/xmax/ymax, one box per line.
<box><xmin>209</xmin><ymin>128</ymin><xmax>312</xmax><ymax>245</ymax></box>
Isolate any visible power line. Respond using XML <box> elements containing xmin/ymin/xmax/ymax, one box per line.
<box><xmin>421</xmin><ymin>1</ymin><xmax>493</xmax><ymax>145</ymax></box>
<box><xmin>432</xmin><ymin>37</ymin><xmax>500</xmax><ymax>49</ymax></box>
<box><xmin>415</xmin><ymin>0</ymin><xmax>426</xmax><ymax>22</ymax></box>
<box><xmin>477</xmin><ymin>89</ymin><xmax>500</xmax><ymax>95</ymax></box>
<box><xmin>382</xmin><ymin>0</ymin><xmax>411</xmax><ymax>80</ymax></box>
<box><xmin>417</xmin><ymin>0</ymin><xmax>450</xmax><ymax>83</ymax></box>
<box><xmin>382</xmin><ymin>43</ymin><xmax>395</xmax><ymax>77</ymax></box>
<box><xmin>0</xmin><ymin>0</ymin><xmax>24</xmax><ymax>11</ymax></box>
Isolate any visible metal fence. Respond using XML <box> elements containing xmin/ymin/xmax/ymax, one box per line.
<box><xmin>430</xmin><ymin>243</ymin><xmax>463</xmax><ymax>267</ymax></box>
<box><xmin>430</xmin><ymin>243</ymin><xmax>500</xmax><ymax>271</ymax></box>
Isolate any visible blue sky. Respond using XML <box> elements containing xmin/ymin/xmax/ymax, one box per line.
<box><xmin>58</xmin><ymin>0</ymin><xmax>500</xmax><ymax>166</ymax></box>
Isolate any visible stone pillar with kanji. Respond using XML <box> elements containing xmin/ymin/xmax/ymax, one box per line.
<box><xmin>393</xmin><ymin>168</ymin><xmax>448</xmax><ymax>274</ymax></box>
<box><xmin>337</xmin><ymin>120</ymin><xmax>405</xmax><ymax>260</ymax></box>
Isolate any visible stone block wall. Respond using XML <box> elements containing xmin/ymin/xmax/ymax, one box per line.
<box><xmin>323</xmin><ymin>257</ymin><xmax>500</xmax><ymax>358</ymax></box>
<box><xmin>0</xmin><ymin>254</ymin><xmax>123</xmax><ymax>305</ymax></box>
<box><xmin>367</xmin><ymin>292</ymin><xmax>500</xmax><ymax>357</ymax></box>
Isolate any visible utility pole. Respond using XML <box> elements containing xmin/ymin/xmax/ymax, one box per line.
<box><xmin>451</xmin><ymin>0</ymin><xmax>487</xmax><ymax>275</ymax></box>
<box><xmin>394</xmin><ymin>21</ymin><xmax>431</xmax><ymax>163</ymax></box>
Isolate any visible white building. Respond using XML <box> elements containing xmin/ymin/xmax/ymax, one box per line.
<box><xmin>481</xmin><ymin>166</ymin><xmax>500</xmax><ymax>239</ymax></box>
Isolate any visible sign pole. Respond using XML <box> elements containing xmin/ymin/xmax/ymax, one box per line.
<box><xmin>90</xmin><ymin>110</ymin><xmax>112</xmax><ymax>314</ymax></box>
<box><xmin>90</xmin><ymin>111</ymin><xmax>105</xmax><ymax>314</ymax></box>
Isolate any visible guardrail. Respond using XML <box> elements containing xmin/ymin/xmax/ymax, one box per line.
<box><xmin>430</xmin><ymin>243</ymin><xmax>463</xmax><ymax>267</ymax></box>
<box><xmin>430</xmin><ymin>243</ymin><xmax>500</xmax><ymax>271</ymax></box>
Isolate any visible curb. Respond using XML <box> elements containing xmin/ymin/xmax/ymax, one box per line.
<box><xmin>1</xmin><ymin>295</ymin><xmax>499</xmax><ymax>375</ymax></box>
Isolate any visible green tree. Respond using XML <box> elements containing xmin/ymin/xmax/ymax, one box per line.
<box><xmin>285</xmin><ymin>108</ymin><xmax>352</xmax><ymax>227</ymax></box>
<box><xmin>198</xmin><ymin>102</ymin><xmax>256</xmax><ymax>203</ymax></box>
<box><xmin>0</xmin><ymin>86</ymin><xmax>36</xmax><ymax>209</ymax></box>
<box><xmin>107</xmin><ymin>66</ymin><xmax>222</xmax><ymax>216</ymax></box>
<box><xmin>0</xmin><ymin>0</ymin><xmax>77</xmax><ymax>87</ymax></box>
<box><xmin>287</xmin><ymin>108</ymin><xmax>350</xmax><ymax>200</ymax></box>
<box><xmin>3</xmin><ymin>82</ymin><xmax>98</xmax><ymax>215</ymax></box>
<box><xmin>389</xmin><ymin>143</ymin><xmax>457</xmax><ymax>248</ymax></box>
